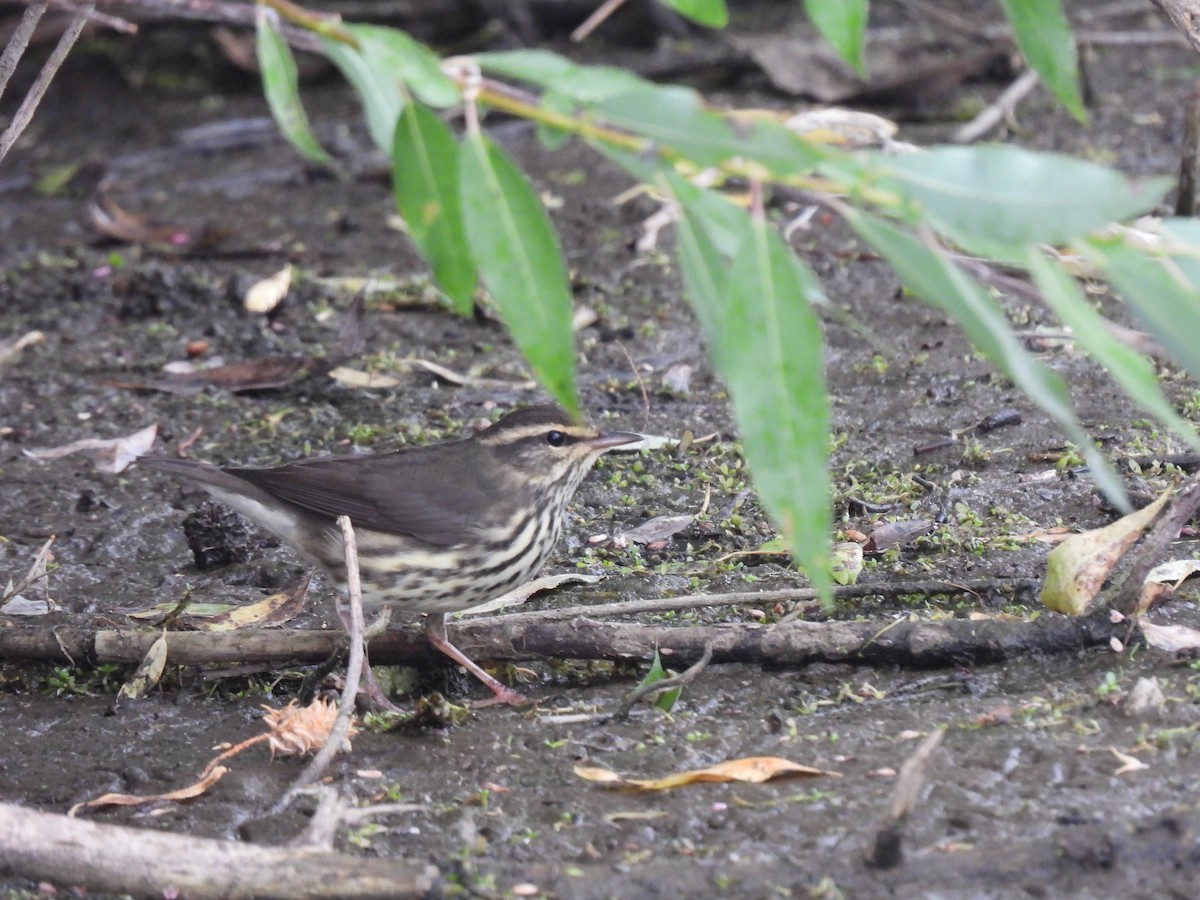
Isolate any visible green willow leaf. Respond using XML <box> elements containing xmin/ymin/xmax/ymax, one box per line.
<box><xmin>998</xmin><ymin>0</ymin><xmax>1086</xmax><ymax>120</ymax></box>
<box><xmin>1081</xmin><ymin>232</ymin><xmax>1200</xmax><ymax>391</ymax></box>
<box><xmin>667</xmin><ymin>172</ymin><xmax>735</xmax><ymax>336</ymax></box>
<box><xmin>349</xmin><ymin>25</ymin><xmax>457</xmax><ymax>109</ymax></box>
<box><xmin>803</xmin><ymin>0</ymin><xmax>868</xmax><ymax>76</ymax></box>
<box><xmin>323</xmin><ymin>39</ymin><xmax>402</xmax><ymax>152</ymax></box>
<box><xmin>661</xmin><ymin>0</ymin><xmax>729</xmax><ymax>28</ymax></box>
<box><xmin>475</xmin><ymin>50</ymin><xmax>651</xmax><ymax>103</ymax></box>
<box><xmin>671</xmin><ymin>178</ymin><xmax>831</xmax><ymax>599</ymax></box>
<box><xmin>1025</xmin><ymin>249</ymin><xmax>1199</xmax><ymax>452</ymax></box>
<box><xmin>875</xmin><ymin>146</ymin><xmax>1169</xmax><ymax>247</ymax></box>
<box><xmin>593</xmin><ymin>86</ymin><xmax>823</xmax><ymax>176</ymax></box>
<box><xmin>850</xmin><ymin>213</ymin><xmax>1129</xmax><ymax>510</ymax></box>
<box><xmin>393</xmin><ymin>103</ymin><xmax>476</xmax><ymax>315</ymax></box>
<box><xmin>459</xmin><ymin>133</ymin><xmax>578</xmax><ymax>415</ymax></box>
<box><xmin>536</xmin><ymin>91</ymin><xmax>574</xmax><ymax>150</ymax></box>
<box><xmin>639</xmin><ymin>648</ymin><xmax>682</xmax><ymax>711</ymax></box>
<box><xmin>323</xmin><ymin>25</ymin><xmax>457</xmax><ymax>152</ymax></box>
<box><xmin>255</xmin><ymin>8</ymin><xmax>332</xmax><ymax>166</ymax></box>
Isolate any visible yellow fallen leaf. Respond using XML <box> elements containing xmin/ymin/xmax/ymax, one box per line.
<box><xmin>1041</xmin><ymin>491</ymin><xmax>1170</xmax><ymax>614</ymax></box>
<box><xmin>575</xmin><ymin>757</ymin><xmax>839</xmax><ymax>791</ymax></box>
<box><xmin>115</xmin><ymin>631</ymin><xmax>168</xmax><ymax>702</ymax></box>
<box><xmin>200</xmin><ymin>579</ymin><xmax>309</xmax><ymax>631</ymax></box>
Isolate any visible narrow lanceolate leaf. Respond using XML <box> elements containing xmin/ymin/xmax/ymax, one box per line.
<box><xmin>674</xmin><ymin>184</ymin><xmax>831</xmax><ymax>599</ymax></box>
<box><xmin>323</xmin><ymin>25</ymin><xmax>458</xmax><ymax>152</ymax></box>
<box><xmin>875</xmin><ymin>146</ymin><xmax>1169</xmax><ymax>249</ymax></box>
<box><xmin>322</xmin><ymin>37</ymin><xmax>402</xmax><ymax>152</ymax></box>
<box><xmin>849</xmin><ymin>213</ymin><xmax>1129</xmax><ymax>510</ymax></box>
<box><xmin>1081</xmin><ymin>231</ymin><xmax>1200</xmax><ymax>390</ymax></box>
<box><xmin>660</xmin><ymin>0</ymin><xmax>729</xmax><ymax>29</ymax></box>
<box><xmin>475</xmin><ymin>50</ymin><xmax>652</xmax><ymax>103</ymax></box>
<box><xmin>803</xmin><ymin>0</ymin><xmax>868</xmax><ymax>76</ymax></box>
<box><xmin>255</xmin><ymin>8</ymin><xmax>332</xmax><ymax>165</ymax></box>
<box><xmin>393</xmin><ymin>103</ymin><xmax>476</xmax><ymax>315</ymax></box>
<box><xmin>664</xmin><ymin>169</ymin><xmax>741</xmax><ymax>331</ymax></box>
<box><xmin>1025</xmin><ymin>249</ymin><xmax>1200</xmax><ymax>452</ymax></box>
<box><xmin>997</xmin><ymin>0</ymin><xmax>1086</xmax><ymax>121</ymax></box>
<box><xmin>459</xmin><ymin>134</ymin><xmax>578</xmax><ymax>414</ymax></box>
<box><xmin>593</xmin><ymin>86</ymin><xmax>824</xmax><ymax>176</ymax></box>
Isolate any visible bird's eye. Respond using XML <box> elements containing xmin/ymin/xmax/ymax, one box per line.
<box><xmin>546</xmin><ymin>430</ymin><xmax>566</xmax><ymax>447</ymax></box>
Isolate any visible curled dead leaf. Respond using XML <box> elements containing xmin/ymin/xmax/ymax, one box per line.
<box><xmin>69</xmin><ymin>766</ymin><xmax>228</xmax><ymax>817</ymax></box>
<box><xmin>24</xmin><ymin>424</ymin><xmax>157</xmax><ymax>473</ymax></box>
<box><xmin>575</xmin><ymin>756</ymin><xmax>839</xmax><ymax>791</ymax></box>
<box><xmin>1042</xmin><ymin>492</ymin><xmax>1170</xmax><ymax>615</ymax></box>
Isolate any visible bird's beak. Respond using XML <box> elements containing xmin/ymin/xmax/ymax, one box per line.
<box><xmin>588</xmin><ymin>430</ymin><xmax>644</xmax><ymax>452</ymax></box>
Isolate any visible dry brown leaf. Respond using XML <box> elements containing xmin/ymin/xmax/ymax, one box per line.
<box><xmin>115</xmin><ymin>632</ymin><xmax>168</xmax><ymax>703</ymax></box>
<box><xmin>864</xmin><ymin>520</ymin><xmax>934</xmax><ymax>553</ymax></box>
<box><xmin>69</xmin><ymin>766</ymin><xmax>228</xmax><ymax>817</ymax></box>
<box><xmin>575</xmin><ymin>756</ymin><xmax>838</xmax><ymax>791</ymax></box>
<box><xmin>200</xmin><ymin>698</ymin><xmax>357</xmax><ymax>778</ymax></box>
<box><xmin>24</xmin><ymin>424</ymin><xmax>157</xmax><ymax>473</ymax></box>
<box><xmin>89</xmin><ymin>194</ymin><xmax>220</xmax><ymax>247</ymax></box>
<box><xmin>128</xmin><ymin>357</ymin><xmax>316</xmax><ymax>393</ymax></box>
<box><xmin>1136</xmin><ymin>559</ymin><xmax>1200</xmax><ymax>613</ymax></box>
<box><xmin>198</xmin><ymin>578</ymin><xmax>310</xmax><ymax>631</ymax></box>
<box><xmin>614</xmin><ymin>515</ymin><xmax>694</xmax><ymax>547</ymax></box>
<box><xmin>263</xmin><ymin>698</ymin><xmax>355</xmax><ymax>758</ymax></box>
<box><xmin>1139</xmin><ymin>620</ymin><xmax>1200</xmax><ymax>653</ymax></box>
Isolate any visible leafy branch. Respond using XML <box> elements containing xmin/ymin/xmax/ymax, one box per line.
<box><xmin>250</xmin><ymin>0</ymin><xmax>1200</xmax><ymax>602</ymax></box>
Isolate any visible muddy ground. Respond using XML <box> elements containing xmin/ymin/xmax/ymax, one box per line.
<box><xmin>3</xmin><ymin>2</ymin><xmax>1200</xmax><ymax>898</ymax></box>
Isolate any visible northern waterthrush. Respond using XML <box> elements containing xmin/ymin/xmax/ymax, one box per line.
<box><xmin>140</xmin><ymin>405</ymin><xmax>640</xmax><ymax>705</ymax></box>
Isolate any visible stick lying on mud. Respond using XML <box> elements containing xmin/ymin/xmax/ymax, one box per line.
<box><xmin>2</xmin><ymin>604</ymin><xmax>1118</xmax><ymax>673</ymax></box>
<box><xmin>0</xmin><ymin>802</ymin><xmax>436</xmax><ymax>900</ymax></box>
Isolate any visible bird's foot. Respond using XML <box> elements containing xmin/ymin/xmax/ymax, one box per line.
<box><xmin>426</xmin><ymin>612</ymin><xmax>533</xmax><ymax>708</ymax></box>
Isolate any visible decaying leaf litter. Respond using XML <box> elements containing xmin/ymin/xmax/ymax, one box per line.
<box><xmin>4</xmin><ymin>3</ymin><xmax>1200</xmax><ymax>898</ymax></box>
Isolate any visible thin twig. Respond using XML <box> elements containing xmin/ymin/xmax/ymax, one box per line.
<box><xmin>952</xmin><ymin>253</ymin><xmax>1166</xmax><ymax>359</ymax></box>
<box><xmin>486</xmin><ymin>577</ymin><xmax>1035</xmax><ymax>628</ymax></box>
<box><xmin>1178</xmin><ymin>78</ymin><xmax>1200</xmax><ymax>217</ymax></box>
<box><xmin>55</xmin><ymin>1</ymin><xmax>138</xmax><ymax>33</ymax></box>
<box><xmin>0</xmin><ymin>5</ymin><xmax>92</xmax><ymax>165</ymax></box>
<box><xmin>1106</xmin><ymin>474</ymin><xmax>1200</xmax><ymax>618</ymax></box>
<box><xmin>867</xmin><ymin>725</ymin><xmax>947</xmax><ymax>869</ymax></box>
<box><xmin>286</xmin><ymin>516</ymin><xmax>363</xmax><ymax>794</ymax></box>
<box><xmin>0</xmin><ymin>2</ymin><xmax>48</xmax><ymax>102</ymax></box>
<box><xmin>571</xmin><ymin>0</ymin><xmax>629</xmax><ymax>42</ymax></box>
<box><xmin>954</xmin><ymin>69</ymin><xmax>1041</xmax><ymax>144</ymax></box>
<box><xmin>610</xmin><ymin>641</ymin><xmax>714</xmax><ymax>721</ymax></box>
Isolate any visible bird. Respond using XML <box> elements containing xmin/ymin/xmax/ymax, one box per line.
<box><xmin>139</xmin><ymin>405</ymin><xmax>641</xmax><ymax>706</ymax></box>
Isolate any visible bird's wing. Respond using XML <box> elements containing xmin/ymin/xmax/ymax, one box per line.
<box><xmin>225</xmin><ymin>444</ymin><xmax>504</xmax><ymax>546</ymax></box>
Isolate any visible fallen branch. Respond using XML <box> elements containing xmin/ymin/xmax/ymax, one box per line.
<box><xmin>0</xmin><ymin>801</ymin><xmax>436</xmax><ymax>899</ymax></box>
<box><xmin>0</xmin><ymin>609</ymin><xmax>1118</xmax><ymax>673</ymax></box>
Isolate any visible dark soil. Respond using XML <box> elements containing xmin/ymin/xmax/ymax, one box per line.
<box><xmin>4</xmin><ymin>3</ymin><xmax>1200</xmax><ymax>898</ymax></box>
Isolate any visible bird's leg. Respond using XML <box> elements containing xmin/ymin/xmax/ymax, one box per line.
<box><xmin>425</xmin><ymin>612</ymin><xmax>531</xmax><ymax>707</ymax></box>
<box><xmin>334</xmin><ymin>595</ymin><xmax>405</xmax><ymax>713</ymax></box>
